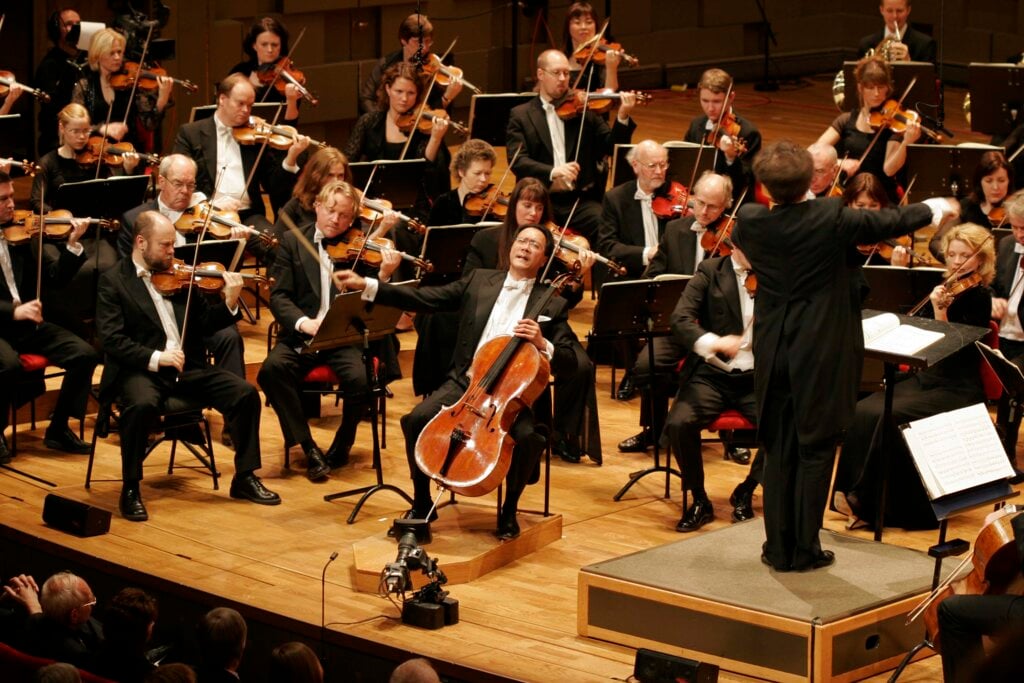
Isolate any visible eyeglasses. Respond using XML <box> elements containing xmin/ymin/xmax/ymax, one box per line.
<box><xmin>542</xmin><ymin>69</ymin><xmax>571</xmax><ymax>79</ymax></box>
<box><xmin>79</xmin><ymin>599</ymin><xmax>97</xmax><ymax>609</ymax></box>
<box><xmin>163</xmin><ymin>177</ymin><xmax>197</xmax><ymax>191</ymax></box>
<box><xmin>693</xmin><ymin>198</ymin><xmax>724</xmax><ymax>213</ymax></box>
<box><xmin>513</xmin><ymin>237</ymin><xmax>545</xmax><ymax>251</ymax></box>
<box><xmin>639</xmin><ymin>161</ymin><xmax>669</xmax><ymax>171</ymax></box>
<box><xmin>64</xmin><ymin>127</ymin><xmax>91</xmax><ymax>137</ymax></box>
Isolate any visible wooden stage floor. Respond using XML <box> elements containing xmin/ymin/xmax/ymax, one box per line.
<box><xmin>1</xmin><ymin>76</ymin><xmax>1010</xmax><ymax>682</ymax></box>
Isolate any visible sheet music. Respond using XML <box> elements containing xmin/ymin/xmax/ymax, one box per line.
<box><xmin>863</xmin><ymin>313</ymin><xmax>944</xmax><ymax>355</ymax></box>
<box><xmin>901</xmin><ymin>403</ymin><xmax>1016</xmax><ymax>499</ymax></box>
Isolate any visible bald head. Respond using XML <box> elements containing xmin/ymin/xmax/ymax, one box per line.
<box><xmin>157</xmin><ymin>154</ymin><xmax>198</xmax><ymax>211</ymax></box>
<box><xmin>628</xmin><ymin>140</ymin><xmax>668</xmax><ymax>193</ymax></box>
<box><xmin>692</xmin><ymin>172</ymin><xmax>732</xmax><ymax>227</ymax></box>
<box><xmin>536</xmin><ymin>50</ymin><xmax>571</xmax><ymax>100</ymax></box>
<box><xmin>807</xmin><ymin>143</ymin><xmax>839</xmax><ymax>195</ymax></box>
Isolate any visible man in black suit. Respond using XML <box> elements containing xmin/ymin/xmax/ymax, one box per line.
<box><xmin>857</xmin><ymin>0</ymin><xmax>936</xmax><ymax>63</ymax></box>
<box><xmin>18</xmin><ymin>571</ymin><xmax>102</xmax><ymax>669</ymax></box>
<box><xmin>96</xmin><ymin>211</ymin><xmax>280</xmax><ymax>521</ymax></box>
<box><xmin>684</xmin><ymin>69</ymin><xmax>761</xmax><ymax>203</ymax></box>
<box><xmin>172</xmin><ymin>73</ymin><xmax>308</xmax><ymax>257</ymax></box>
<box><xmin>732</xmin><ymin>141</ymin><xmax>933</xmax><ymax>571</ymax></box>
<box><xmin>0</xmin><ymin>171</ymin><xmax>97</xmax><ymax>461</ymax></box>
<box><xmin>990</xmin><ymin>194</ymin><xmax>1024</xmax><ymax>464</ymax></box>
<box><xmin>506</xmin><ymin>50</ymin><xmax>636</xmax><ymax>241</ymax></box>
<box><xmin>335</xmin><ymin>224</ymin><xmax>580</xmax><ymax>539</ymax></box>
<box><xmin>258</xmin><ymin>181</ymin><xmax>401</xmax><ymax>482</ymax></box>
<box><xmin>196</xmin><ymin>607</ymin><xmax>247</xmax><ymax>683</ymax></box>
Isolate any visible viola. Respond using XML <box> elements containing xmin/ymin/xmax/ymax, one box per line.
<box><xmin>395</xmin><ymin>108</ymin><xmax>469</xmax><ymax>137</ymax></box>
<box><xmin>174</xmin><ymin>201</ymin><xmax>279</xmax><ymax>249</ymax></box>
<box><xmin>323</xmin><ymin>229</ymin><xmax>432</xmax><ymax>273</ymax></box>
<box><xmin>547</xmin><ymin>221</ymin><xmax>626</xmax><ymax>276</ymax></box>
<box><xmin>76</xmin><ymin>135</ymin><xmax>160</xmax><ymax>168</ymax></box>
<box><xmin>2</xmin><ymin>222</ymin><xmax>34</xmax><ymax>246</ymax></box>
<box><xmin>868</xmin><ymin>99</ymin><xmax>943</xmax><ymax>142</ymax></box>
<box><xmin>150</xmin><ymin>258</ymin><xmax>272</xmax><ymax>296</ymax></box>
<box><xmin>21</xmin><ymin>210</ymin><xmax>119</xmax><ymax>239</ymax></box>
<box><xmin>255</xmin><ymin>57</ymin><xmax>319</xmax><ymax>106</ymax></box>
<box><xmin>651</xmin><ymin>181</ymin><xmax>691</xmax><ymax>220</ymax></box>
<box><xmin>109</xmin><ymin>62</ymin><xmax>198</xmax><ymax>94</ymax></box>
<box><xmin>572</xmin><ymin>38</ymin><xmax>639</xmax><ymax>67</ymax></box>
<box><xmin>554</xmin><ymin>89</ymin><xmax>651</xmax><ymax>120</ymax></box>
<box><xmin>1</xmin><ymin>158</ymin><xmax>42</xmax><ymax>176</ymax></box>
<box><xmin>705</xmin><ymin>111</ymin><xmax>748</xmax><ymax>157</ymax></box>
<box><xmin>358</xmin><ymin>195</ymin><xmax>426</xmax><ymax>235</ymax></box>
<box><xmin>413</xmin><ymin>271</ymin><xmax>579</xmax><ymax>497</ymax></box>
<box><xmin>0</xmin><ymin>71</ymin><xmax>51</xmax><ymax>103</ymax></box>
<box><xmin>421</xmin><ymin>53</ymin><xmax>481</xmax><ymax>95</ymax></box>
<box><xmin>232</xmin><ymin>116</ymin><xmax>327</xmax><ymax>150</ymax></box>
<box><xmin>462</xmin><ymin>185</ymin><xmax>510</xmax><ymax>218</ymax></box>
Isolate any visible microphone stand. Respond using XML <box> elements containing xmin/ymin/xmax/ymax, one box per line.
<box><xmin>320</xmin><ymin>550</ymin><xmax>338</xmax><ymax>661</ymax></box>
<box><xmin>752</xmin><ymin>0</ymin><xmax>778</xmax><ymax>92</ymax></box>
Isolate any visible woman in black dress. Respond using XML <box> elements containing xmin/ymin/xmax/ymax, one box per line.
<box><xmin>229</xmin><ymin>16</ymin><xmax>301</xmax><ymax>123</ymax></box>
<box><xmin>428</xmin><ymin>139</ymin><xmax>497</xmax><ymax>227</ymax></box>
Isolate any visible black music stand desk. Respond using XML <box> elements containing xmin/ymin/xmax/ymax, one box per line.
<box><xmin>417</xmin><ymin>223</ymin><xmax>497</xmax><ymax>286</ymax></box>
<box><xmin>349</xmin><ymin>159</ymin><xmax>429</xmax><ymax>211</ymax></box>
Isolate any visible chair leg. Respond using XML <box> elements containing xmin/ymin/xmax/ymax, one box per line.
<box><xmin>8</xmin><ymin>404</ymin><xmax>15</xmax><ymax>459</ymax></box>
<box><xmin>380</xmin><ymin>393</ymin><xmax>387</xmax><ymax>450</ymax></box>
<box><xmin>204</xmin><ymin>417</ymin><xmax>218</xmax><ymax>490</ymax></box>
<box><xmin>168</xmin><ymin>439</ymin><xmax>178</xmax><ymax>475</ymax></box>
<box><xmin>85</xmin><ymin>425</ymin><xmax>101</xmax><ymax>489</ymax></box>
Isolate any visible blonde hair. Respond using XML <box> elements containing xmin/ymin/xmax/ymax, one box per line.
<box><xmin>940</xmin><ymin>223</ymin><xmax>996</xmax><ymax>285</ymax></box>
<box><xmin>87</xmin><ymin>28</ymin><xmax>126</xmax><ymax>71</ymax></box>
<box><xmin>698</xmin><ymin>68</ymin><xmax>732</xmax><ymax>94</ymax></box>
<box><xmin>315</xmin><ymin>180</ymin><xmax>359</xmax><ymax>210</ymax></box>
<box><xmin>57</xmin><ymin>103</ymin><xmax>90</xmax><ymax>143</ymax></box>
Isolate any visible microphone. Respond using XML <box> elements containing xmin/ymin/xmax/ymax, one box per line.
<box><xmin>320</xmin><ymin>550</ymin><xmax>338</xmax><ymax>661</ymax></box>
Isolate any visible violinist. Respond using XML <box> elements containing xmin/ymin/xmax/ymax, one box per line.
<box><xmin>334</xmin><ymin>224</ymin><xmax>582</xmax><ymax>539</ymax></box>
<box><xmin>258</xmin><ymin>181</ymin><xmax>401</xmax><ymax>483</ymax></box>
<box><xmin>358</xmin><ymin>13</ymin><xmax>462</xmax><ymax>115</ymax></box>
<box><xmin>274</xmin><ymin>146</ymin><xmax>351</xmax><ymax>238</ymax></box>
<box><xmin>462</xmin><ymin>178</ymin><xmax>601</xmax><ymax>466</ymax></box>
<box><xmin>807</xmin><ymin>143</ymin><xmax>841</xmax><ymax>198</ymax></box>
<box><xmin>857</xmin><ymin>0</ymin><xmax>936</xmax><ymax>63</ymax></box>
<box><xmin>34</xmin><ymin>8</ymin><xmax>86</xmax><ymax>155</ymax></box>
<box><xmin>72</xmin><ymin>28</ymin><xmax>172</xmax><ymax>152</ymax></box>
<box><xmin>0</xmin><ymin>79</ymin><xmax>23</xmax><ymax>117</ymax></box>
<box><xmin>833</xmin><ymin>224</ymin><xmax>995</xmax><ymax>532</ymax></box>
<box><xmin>506</xmin><ymin>50</ymin><xmax>636</xmax><ymax>241</ymax></box>
<box><xmin>937</xmin><ymin>505</ymin><xmax>1024</xmax><ymax>683</ymax></box>
<box><xmin>229</xmin><ymin>16</ymin><xmax>300</xmax><ymax>123</ymax></box>
<box><xmin>97</xmin><ymin>211</ymin><xmax>280</xmax><ymax>521</ymax></box>
<box><xmin>172</xmin><ymin>73</ymin><xmax>307</xmax><ymax>251</ymax></box>
<box><xmin>929</xmin><ymin>151</ymin><xmax>1014</xmax><ymax>262</ymax></box>
<box><xmin>562</xmin><ymin>2</ymin><xmax>622</xmax><ymax>93</ymax></box>
<box><xmin>815</xmin><ymin>56</ymin><xmax>919</xmax><ymax>204</ymax></box>
<box><xmin>0</xmin><ymin>170</ymin><xmax>98</xmax><ymax>461</ymax></box>
<box><xmin>843</xmin><ymin>171</ymin><xmax>914</xmax><ymax>267</ymax></box>
<box><xmin>684</xmin><ymin>69</ymin><xmax>761</xmax><ymax>202</ymax></box>
<box><xmin>428</xmin><ymin>139</ymin><xmax>496</xmax><ymax>227</ymax></box>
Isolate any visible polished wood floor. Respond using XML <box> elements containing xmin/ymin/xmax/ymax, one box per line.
<box><xmin>1</xmin><ymin>77</ymin><xmax>1008</xmax><ymax>682</ymax></box>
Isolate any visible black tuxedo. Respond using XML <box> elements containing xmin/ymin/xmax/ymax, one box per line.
<box><xmin>0</xmin><ymin>239</ymin><xmax>97</xmax><ymax>432</ymax></box>
<box><xmin>994</xmin><ymin>235</ymin><xmax>1024</xmax><ymax>332</ymax></box>
<box><xmin>858</xmin><ymin>26</ymin><xmax>937</xmax><ymax>63</ymax></box>
<box><xmin>96</xmin><ymin>258</ymin><xmax>261</xmax><ymax>482</ymax></box>
<box><xmin>732</xmin><ymin>197</ymin><xmax>932</xmax><ymax>570</ymax></box>
<box><xmin>644</xmin><ymin>216</ymin><xmax>701</xmax><ymax>279</ymax></box>
<box><xmin>665</xmin><ymin>256</ymin><xmax>759</xmax><ymax>497</ymax></box>
<box><xmin>684</xmin><ymin>113</ymin><xmax>761</xmax><ymax>202</ymax></box>
<box><xmin>374</xmin><ymin>269</ymin><xmax>579</xmax><ymax>514</ymax></box>
<box><xmin>597</xmin><ymin>180</ymin><xmax>672</xmax><ymax>279</ymax></box>
<box><xmin>257</xmin><ymin>225</ymin><xmax>370</xmax><ymax>451</ymax></box>
<box><xmin>506</xmin><ymin>97</ymin><xmax>635</xmax><ymax>238</ymax></box>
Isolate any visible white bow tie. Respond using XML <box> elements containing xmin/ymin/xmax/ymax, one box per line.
<box><xmin>634</xmin><ymin>190</ymin><xmax>652</xmax><ymax>202</ymax></box>
<box><xmin>504</xmin><ymin>279</ymin><xmax>531</xmax><ymax>292</ymax></box>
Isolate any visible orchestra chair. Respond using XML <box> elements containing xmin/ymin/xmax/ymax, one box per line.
<box><xmin>85</xmin><ymin>396</ymin><xmax>220</xmax><ymax>491</ymax></box>
<box><xmin>265</xmin><ymin>321</ymin><xmax>388</xmax><ymax>468</ymax></box>
<box><xmin>8</xmin><ymin>353</ymin><xmax>80</xmax><ymax>457</ymax></box>
<box><xmin>980</xmin><ymin>321</ymin><xmax>1002</xmax><ymax>402</ymax></box>
<box><xmin>0</xmin><ymin>642</ymin><xmax>115</xmax><ymax>683</ymax></box>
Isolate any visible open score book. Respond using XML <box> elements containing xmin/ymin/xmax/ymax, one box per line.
<box><xmin>863</xmin><ymin>312</ymin><xmax>944</xmax><ymax>356</ymax></box>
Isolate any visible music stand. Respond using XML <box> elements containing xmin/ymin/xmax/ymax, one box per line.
<box><xmin>467</xmin><ymin>93</ymin><xmax>536</xmax><ymax>147</ymax></box>
<box><xmin>174</xmin><ymin>239</ymin><xmax>245</xmax><ymax>272</ymax></box>
<box><xmin>588</xmin><ymin>277</ymin><xmax>691</xmax><ymax>501</ymax></box>
<box><xmin>904</xmin><ymin>144</ymin><xmax>1003</xmax><ymax>199</ymax></box>
<box><xmin>840</xmin><ymin>61</ymin><xmax>938</xmax><ymax>113</ymax></box>
<box><xmin>56</xmin><ymin>176</ymin><xmax>150</xmax><ymax>218</ymax></box>
<box><xmin>349</xmin><ymin>160</ymin><xmax>429</xmax><ymax>211</ymax></box>
<box><xmin>189</xmin><ymin>103</ymin><xmax>283</xmax><ymax>123</ymax></box>
<box><xmin>967</xmin><ymin>63</ymin><xmax>1024</xmax><ymax>137</ymax></box>
<box><xmin>978</xmin><ymin>341</ymin><xmax>1024</xmax><ymax>465</ymax></box>
<box><xmin>416</xmin><ymin>223</ymin><xmax>495</xmax><ymax>285</ymax></box>
<box><xmin>862</xmin><ymin>266</ymin><xmax>944</xmax><ymax>314</ymax></box>
<box><xmin>314</xmin><ymin>290</ymin><xmax>413</xmax><ymax>523</ymax></box>
<box><xmin>610</xmin><ymin>142</ymin><xmax>715</xmax><ymax>188</ymax></box>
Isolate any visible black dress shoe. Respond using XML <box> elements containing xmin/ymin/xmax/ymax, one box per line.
<box><xmin>0</xmin><ymin>433</ymin><xmax>11</xmax><ymax>465</ymax></box>
<box><xmin>119</xmin><ymin>485</ymin><xmax>149</xmax><ymax>522</ymax></box>
<box><xmin>43</xmin><ymin>425</ymin><xmax>91</xmax><ymax>454</ymax></box>
<box><xmin>220</xmin><ymin>425</ymin><xmax>233</xmax><ymax>449</ymax></box>
<box><xmin>795</xmin><ymin>550</ymin><xmax>836</xmax><ymax>572</ymax></box>
<box><xmin>553</xmin><ymin>438</ymin><xmax>581</xmax><ymax>463</ymax></box>
<box><xmin>325</xmin><ymin>439</ymin><xmax>351</xmax><ymax>469</ymax></box>
<box><xmin>761</xmin><ymin>542</ymin><xmax>790</xmax><ymax>572</ymax></box>
<box><xmin>388</xmin><ymin>507</ymin><xmax>438</xmax><ymax>536</ymax></box>
<box><xmin>675</xmin><ymin>498</ymin><xmax>714</xmax><ymax>532</ymax></box>
<box><xmin>617</xmin><ymin>431</ymin><xmax>652</xmax><ymax>453</ymax></box>
<box><xmin>725</xmin><ymin>446</ymin><xmax>751</xmax><ymax>465</ymax></box>
<box><xmin>496</xmin><ymin>514</ymin><xmax>521</xmax><ymax>540</ymax></box>
<box><xmin>230</xmin><ymin>473</ymin><xmax>281</xmax><ymax>505</ymax></box>
<box><xmin>729</xmin><ymin>482</ymin><xmax>755</xmax><ymax>522</ymax></box>
<box><xmin>304</xmin><ymin>447</ymin><xmax>330</xmax><ymax>482</ymax></box>
<box><xmin>616</xmin><ymin>373</ymin><xmax>637</xmax><ymax>401</ymax></box>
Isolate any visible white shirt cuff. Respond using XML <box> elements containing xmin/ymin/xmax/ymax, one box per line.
<box><xmin>362</xmin><ymin>277</ymin><xmax>380</xmax><ymax>301</ymax></box>
<box><xmin>542</xmin><ymin>339</ymin><xmax>554</xmax><ymax>359</ymax></box>
<box><xmin>921</xmin><ymin>197</ymin><xmax>952</xmax><ymax>226</ymax></box>
<box><xmin>66</xmin><ymin>242</ymin><xmax>84</xmax><ymax>256</ymax></box>
<box><xmin>693</xmin><ymin>332</ymin><xmax>719</xmax><ymax>359</ymax></box>
<box><xmin>147</xmin><ymin>350</ymin><xmax>162</xmax><ymax>373</ymax></box>
<box><xmin>295</xmin><ymin>316</ymin><xmax>310</xmax><ymax>333</ymax></box>
<box><xmin>283</xmin><ymin>159</ymin><xmax>299</xmax><ymax>174</ymax></box>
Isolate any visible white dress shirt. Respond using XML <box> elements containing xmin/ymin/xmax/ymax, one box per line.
<box><xmin>134</xmin><ymin>256</ymin><xmax>182</xmax><ymax>372</ymax></box>
<box><xmin>212</xmin><ymin>113</ymin><xmax>250</xmax><ymax>211</ymax></box>
<box><xmin>693</xmin><ymin>260</ymin><xmax>755</xmax><ymax>372</ymax></box>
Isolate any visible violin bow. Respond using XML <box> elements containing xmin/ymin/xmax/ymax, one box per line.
<box><xmin>346</xmin><ymin>164</ymin><xmax>382</xmax><ymax>277</ymax></box>
<box><xmin>827</xmin><ymin>152</ymin><xmax>848</xmax><ymax>197</ymax></box>
<box><xmin>398</xmin><ymin>39</ymin><xmax>457</xmax><ymax>161</ymax></box>
<box><xmin>120</xmin><ymin>22</ymin><xmax>155</xmax><ymax>130</ymax></box>
<box><xmin>907</xmin><ymin>231</ymin><xmax>992</xmax><ymax>316</ymax></box>
<box><xmin>559</xmin><ymin>68</ymin><xmax>595</xmax><ymax>194</ymax></box>
<box><xmin>708</xmin><ymin>80</ymin><xmax>735</xmax><ymax>170</ymax></box>
<box><xmin>34</xmin><ymin>182</ymin><xmax>45</xmax><ymax>303</ymax></box>
<box><xmin>480</xmin><ymin>145</ymin><xmax>521</xmax><ymax>220</ymax></box>
<box><xmin>238</xmin><ymin>101</ymin><xmax>286</xmax><ymax>211</ymax></box>
<box><xmin>858</xmin><ymin>76</ymin><xmax>918</xmax><ymax>170</ymax></box>
<box><xmin>709</xmin><ymin>186</ymin><xmax>747</xmax><ymax>254</ymax></box>
<box><xmin>259</xmin><ymin>27</ymin><xmax>306</xmax><ymax>105</ymax></box>
<box><xmin>539</xmin><ymin>197</ymin><xmax>581</xmax><ymax>284</ymax></box>
<box><xmin>570</xmin><ymin>20</ymin><xmax>609</xmax><ymax>91</ymax></box>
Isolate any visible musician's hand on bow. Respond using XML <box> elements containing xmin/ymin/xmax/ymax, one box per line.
<box><xmin>332</xmin><ymin>269</ymin><xmax>366</xmax><ymax>292</ymax></box>
<box><xmin>840</xmin><ymin>157</ymin><xmax>861</xmax><ymax>176</ymax></box>
<box><xmin>220</xmin><ymin>271</ymin><xmax>243</xmax><ymax>309</ymax></box>
<box><xmin>551</xmin><ymin>162</ymin><xmax>579</xmax><ymax>192</ymax></box>
<box><xmin>102</xmin><ymin>122</ymin><xmax>129</xmax><ymax>142</ymax></box>
<box><xmin>992</xmin><ymin>297</ymin><xmax>1009</xmax><ymax>320</ymax></box>
<box><xmin>711</xmin><ymin>334</ymin><xmax>743</xmax><ymax>359</ymax></box>
<box><xmin>514</xmin><ymin>318</ymin><xmax>545</xmax><ymax>351</ymax></box>
<box><xmin>14</xmin><ymin>300</ymin><xmax>43</xmax><ymax>324</ymax></box>
<box><xmin>158</xmin><ymin>349</ymin><xmax>185</xmax><ymax>372</ymax></box>
<box><xmin>929</xmin><ymin>284</ymin><xmax>951</xmax><ymax>319</ymax></box>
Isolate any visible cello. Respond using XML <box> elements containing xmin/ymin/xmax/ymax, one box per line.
<box><xmin>413</xmin><ymin>271</ymin><xmax>579</xmax><ymax>497</ymax></box>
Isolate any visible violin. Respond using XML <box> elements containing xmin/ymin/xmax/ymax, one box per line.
<box><xmin>150</xmin><ymin>258</ymin><xmax>272</xmax><ymax>296</ymax></box>
<box><xmin>174</xmin><ymin>201</ymin><xmax>279</xmax><ymax>249</ymax></box>
<box><xmin>322</xmin><ymin>227</ymin><xmax>432</xmax><ymax>272</ymax></box>
<box><xmin>548</xmin><ymin>222</ymin><xmax>627</xmax><ymax>276</ymax></box>
<box><xmin>856</xmin><ymin>234</ymin><xmax>939</xmax><ymax>266</ymax></box>
<box><xmin>554</xmin><ymin>89</ymin><xmax>651</xmax><ymax>120</ymax></box>
<box><xmin>939</xmin><ymin>271</ymin><xmax>983</xmax><ymax>305</ymax></box>
<box><xmin>256</xmin><ymin>57</ymin><xmax>319</xmax><ymax>106</ymax></box>
<box><xmin>76</xmin><ymin>135</ymin><xmax>160</xmax><ymax>168</ymax></box>
<box><xmin>868</xmin><ymin>99</ymin><xmax>942</xmax><ymax>142</ymax></box>
<box><xmin>989</xmin><ymin>205</ymin><xmax>1007</xmax><ymax>228</ymax></box>
<box><xmin>20</xmin><ymin>210</ymin><xmax>119</xmax><ymax>240</ymax></box>
<box><xmin>743</xmin><ymin>271</ymin><xmax>757</xmax><ymax>298</ymax></box>
<box><xmin>651</xmin><ymin>181</ymin><xmax>691</xmax><ymax>220</ymax></box>
<box><xmin>572</xmin><ymin>37</ymin><xmax>639</xmax><ymax>67</ymax></box>
<box><xmin>1</xmin><ymin>158</ymin><xmax>42</xmax><ymax>176</ymax></box>
<box><xmin>0</xmin><ymin>71</ymin><xmax>51</xmax><ymax>103</ymax></box>
<box><xmin>109</xmin><ymin>62</ymin><xmax>198</xmax><ymax>94</ymax></box>
<box><xmin>357</xmin><ymin>195</ymin><xmax>426</xmax><ymax>234</ymax></box>
<box><xmin>701</xmin><ymin>214</ymin><xmax>738</xmax><ymax>258</ymax></box>
<box><xmin>413</xmin><ymin>271</ymin><xmax>579</xmax><ymax>497</ymax></box>
<box><xmin>421</xmin><ymin>53</ymin><xmax>481</xmax><ymax>95</ymax></box>
<box><xmin>705</xmin><ymin>111</ymin><xmax>748</xmax><ymax>157</ymax></box>
<box><xmin>462</xmin><ymin>185</ymin><xmax>511</xmax><ymax>218</ymax></box>
<box><xmin>395</xmin><ymin>108</ymin><xmax>469</xmax><ymax>137</ymax></box>
<box><xmin>232</xmin><ymin>116</ymin><xmax>327</xmax><ymax>150</ymax></box>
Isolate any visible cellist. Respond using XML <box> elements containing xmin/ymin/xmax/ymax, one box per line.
<box><xmin>334</xmin><ymin>224</ymin><xmax>581</xmax><ymax>540</ymax></box>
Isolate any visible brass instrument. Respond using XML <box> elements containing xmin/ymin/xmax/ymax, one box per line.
<box><xmin>833</xmin><ymin>26</ymin><xmax>902</xmax><ymax>111</ymax></box>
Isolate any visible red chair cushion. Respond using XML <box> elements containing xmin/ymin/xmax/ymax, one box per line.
<box><xmin>707</xmin><ymin>409</ymin><xmax>755</xmax><ymax>432</ymax></box>
<box><xmin>19</xmin><ymin>354</ymin><xmax>49</xmax><ymax>372</ymax></box>
<box><xmin>303</xmin><ymin>365</ymin><xmax>340</xmax><ymax>384</ymax></box>
<box><xmin>981</xmin><ymin>321</ymin><xmax>1002</xmax><ymax>401</ymax></box>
